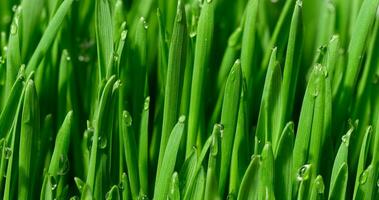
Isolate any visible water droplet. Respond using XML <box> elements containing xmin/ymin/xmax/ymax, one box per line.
<box><xmin>359</xmin><ymin>171</ymin><xmax>368</xmax><ymax>184</ymax></box>
<box><xmin>178</xmin><ymin>115</ymin><xmax>186</xmax><ymax>123</ymax></box>
<box><xmin>138</xmin><ymin>194</ymin><xmax>149</xmax><ymax>200</ymax></box>
<box><xmin>121</xmin><ymin>30</ymin><xmax>127</xmax><ymax>40</ymax></box>
<box><xmin>66</xmin><ymin>56</ymin><xmax>71</xmax><ymax>61</ymax></box>
<box><xmin>123</xmin><ymin>111</ymin><xmax>133</xmax><ymax>127</ymax></box>
<box><xmin>74</xmin><ymin>177</ymin><xmax>85</xmax><ymax>191</ymax></box>
<box><xmin>144</xmin><ymin>97</ymin><xmax>150</xmax><ymax>111</ymax></box>
<box><xmin>0</xmin><ymin>57</ymin><xmax>5</xmax><ymax>65</ymax></box>
<box><xmin>4</xmin><ymin>147</ymin><xmax>12</xmax><ymax>159</ymax></box>
<box><xmin>98</xmin><ymin>136</ymin><xmax>107</xmax><ymax>149</ymax></box>
<box><xmin>140</xmin><ymin>17</ymin><xmax>148</xmax><ymax>29</ymax></box>
<box><xmin>296</xmin><ymin>0</ymin><xmax>303</xmax><ymax>7</ymax></box>
<box><xmin>297</xmin><ymin>164</ymin><xmax>311</xmax><ymax>182</ymax></box>
<box><xmin>372</xmin><ymin>73</ymin><xmax>379</xmax><ymax>84</ymax></box>
<box><xmin>118</xmin><ymin>181</ymin><xmax>124</xmax><ymax>190</ymax></box>
<box><xmin>113</xmin><ymin>53</ymin><xmax>119</xmax><ymax>62</ymax></box>
<box><xmin>49</xmin><ymin>175</ymin><xmax>58</xmax><ymax>190</ymax></box>
<box><xmin>70</xmin><ymin>196</ymin><xmax>80</xmax><ymax>200</ymax></box>
<box><xmin>226</xmin><ymin>194</ymin><xmax>235</xmax><ymax>199</ymax></box>
<box><xmin>10</xmin><ymin>23</ymin><xmax>18</xmax><ymax>35</ymax></box>
<box><xmin>206</xmin><ymin>0</ymin><xmax>213</xmax><ymax>3</ymax></box>
<box><xmin>376</xmin><ymin>179</ymin><xmax>379</xmax><ymax>188</ymax></box>
<box><xmin>58</xmin><ymin>154</ymin><xmax>69</xmax><ymax>175</ymax></box>
<box><xmin>315</xmin><ymin>179</ymin><xmax>324</xmax><ymax>194</ymax></box>
<box><xmin>12</xmin><ymin>5</ymin><xmax>18</xmax><ymax>12</ymax></box>
<box><xmin>312</xmin><ymin>88</ymin><xmax>319</xmax><ymax>98</ymax></box>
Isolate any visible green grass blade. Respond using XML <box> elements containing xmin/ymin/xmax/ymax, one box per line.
<box><xmin>279</xmin><ymin>0</ymin><xmax>303</xmax><ymax>129</ymax></box>
<box><xmin>26</xmin><ymin>0</ymin><xmax>74</xmax><ymax>74</ymax></box>
<box><xmin>106</xmin><ymin>185</ymin><xmax>120</xmax><ymax>200</ymax></box>
<box><xmin>353</xmin><ymin>126</ymin><xmax>372</xmax><ymax>199</ymax></box>
<box><xmin>275</xmin><ymin>122</ymin><xmax>294</xmax><ymax>200</ymax></box>
<box><xmin>355</xmin><ymin>164</ymin><xmax>375</xmax><ymax>200</ymax></box>
<box><xmin>256</xmin><ymin>47</ymin><xmax>281</xmax><ymax>151</ymax></box>
<box><xmin>328</xmin><ymin>163</ymin><xmax>348</xmax><ymax>200</ymax></box>
<box><xmin>158</xmin><ymin>1</ymin><xmax>187</xmax><ymax>171</ymax></box>
<box><xmin>154</xmin><ymin>116</ymin><xmax>185</xmax><ymax>200</ymax></box>
<box><xmin>95</xmin><ymin>0</ymin><xmax>113</xmax><ymax>81</ymax></box>
<box><xmin>237</xmin><ymin>155</ymin><xmax>260</xmax><ymax>200</ymax></box>
<box><xmin>186</xmin><ymin>0</ymin><xmax>215</xmax><ymax>155</ymax></box>
<box><xmin>258</xmin><ymin>143</ymin><xmax>275</xmax><ymax>200</ymax></box>
<box><xmin>168</xmin><ymin>172</ymin><xmax>180</xmax><ymax>200</ymax></box>
<box><xmin>121</xmin><ymin>110</ymin><xmax>139</xmax><ymax>199</ymax></box>
<box><xmin>204</xmin><ymin>124</ymin><xmax>222</xmax><ymax>200</ymax></box>
<box><xmin>0</xmin><ymin>68</ymin><xmax>25</xmax><ymax>138</ymax></box>
<box><xmin>139</xmin><ymin>97</ymin><xmax>150</xmax><ymax>196</ymax></box>
<box><xmin>309</xmin><ymin>175</ymin><xmax>324</xmax><ymax>200</ymax></box>
<box><xmin>219</xmin><ymin>60</ymin><xmax>242</xmax><ymax>197</ymax></box>
<box><xmin>18</xmin><ymin>79</ymin><xmax>40</xmax><ymax>199</ymax></box>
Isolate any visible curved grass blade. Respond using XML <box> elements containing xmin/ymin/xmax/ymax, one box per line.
<box><xmin>328</xmin><ymin>163</ymin><xmax>348</xmax><ymax>200</ymax></box>
<box><xmin>18</xmin><ymin>79</ymin><xmax>40</xmax><ymax>199</ymax></box>
<box><xmin>106</xmin><ymin>185</ymin><xmax>120</xmax><ymax>200</ymax></box>
<box><xmin>355</xmin><ymin>164</ymin><xmax>375</xmax><ymax>200</ymax></box>
<box><xmin>158</xmin><ymin>1</ymin><xmax>187</xmax><ymax>171</ymax></box>
<box><xmin>121</xmin><ymin>110</ymin><xmax>139</xmax><ymax>199</ymax></box>
<box><xmin>204</xmin><ymin>124</ymin><xmax>223</xmax><ymax>200</ymax></box>
<box><xmin>86</xmin><ymin>76</ymin><xmax>117</xmax><ymax>190</ymax></box>
<box><xmin>139</xmin><ymin>97</ymin><xmax>150</xmax><ymax>196</ymax></box>
<box><xmin>237</xmin><ymin>155</ymin><xmax>260</xmax><ymax>200</ymax></box>
<box><xmin>256</xmin><ymin>47</ymin><xmax>281</xmax><ymax>151</ymax></box>
<box><xmin>168</xmin><ymin>172</ymin><xmax>180</xmax><ymax>200</ymax></box>
<box><xmin>219</xmin><ymin>60</ymin><xmax>242</xmax><ymax>196</ymax></box>
<box><xmin>258</xmin><ymin>143</ymin><xmax>275</xmax><ymax>200</ymax></box>
<box><xmin>26</xmin><ymin>0</ymin><xmax>74</xmax><ymax>74</ymax></box>
<box><xmin>279</xmin><ymin>0</ymin><xmax>303</xmax><ymax>130</ymax></box>
<box><xmin>5</xmin><ymin>6</ymin><xmax>21</xmax><ymax>96</ymax></box>
<box><xmin>0</xmin><ymin>68</ymin><xmax>25</xmax><ymax>138</ymax></box>
<box><xmin>275</xmin><ymin>122</ymin><xmax>294</xmax><ymax>200</ymax></box>
<box><xmin>309</xmin><ymin>175</ymin><xmax>324</xmax><ymax>200</ymax></box>
<box><xmin>154</xmin><ymin>116</ymin><xmax>185</xmax><ymax>200</ymax></box>
<box><xmin>186</xmin><ymin>0</ymin><xmax>215</xmax><ymax>155</ymax></box>
<box><xmin>353</xmin><ymin>126</ymin><xmax>372</xmax><ymax>199</ymax></box>
<box><xmin>41</xmin><ymin>111</ymin><xmax>73</xmax><ymax>199</ymax></box>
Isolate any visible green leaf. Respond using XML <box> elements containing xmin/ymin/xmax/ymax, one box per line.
<box><xmin>154</xmin><ymin>116</ymin><xmax>186</xmax><ymax>200</ymax></box>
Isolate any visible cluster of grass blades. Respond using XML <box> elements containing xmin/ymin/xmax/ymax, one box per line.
<box><xmin>0</xmin><ymin>0</ymin><xmax>379</xmax><ymax>199</ymax></box>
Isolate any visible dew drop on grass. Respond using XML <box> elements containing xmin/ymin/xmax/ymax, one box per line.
<box><xmin>98</xmin><ymin>136</ymin><xmax>107</xmax><ymax>149</ymax></box>
<box><xmin>118</xmin><ymin>181</ymin><xmax>124</xmax><ymax>190</ymax></box>
<box><xmin>341</xmin><ymin>134</ymin><xmax>349</xmax><ymax>143</ymax></box>
<box><xmin>138</xmin><ymin>194</ymin><xmax>149</xmax><ymax>200</ymax></box>
<box><xmin>179</xmin><ymin>115</ymin><xmax>186</xmax><ymax>123</ymax></box>
<box><xmin>297</xmin><ymin>164</ymin><xmax>311</xmax><ymax>182</ymax></box>
<box><xmin>49</xmin><ymin>175</ymin><xmax>58</xmax><ymax>190</ymax></box>
<box><xmin>176</xmin><ymin>5</ymin><xmax>183</xmax><ymax>22</ymax></box>
<box><xmin>123</xmin><ymin>111</ymin><xmax>133</xmax><ymax>127</ymax></box>
<box><xmin>10</xmin><ymin>23</ymin><xmax>18</xmax><ymax>35</ymax></box>
<box><xmin>144</xmin><ymin>97</ymin><xmax>150</xmax><ymax>111</ymax></box>
<box><xmin>359</xmin><ymin>170</ymin><xmax>368</xmax><ymax>184</ymax></box>
<box><xmin>4</xmin><ymin>147</ymin><xmax>12</xmax><ymax>159</ymax></box>
<box><xmin>206</xmin><ymin>0</ymin><xmax>212</xmax><ymax>3</ymax></box>
<box><xmin>312</xmin><ymin>88</ymin><xmax>319</xmax><ymax>98</ymax></box>
<box><xmin>121</xmin><ymin>30</ymin><xmax>127</xmax><ymax>41</ymax></box>
<box><xmin>66</xmin><ymin>56</ymin><xmax>71</xmax><ymax>61</ymax></box>
<box><xmin>58</xmin><ymin>154</ymin><xmax>70</xmax><ymax>175</ymax></box>
<box><xmin>315</xmin><ymin>178</ymin><xmax>324</xmax><ymax>194</ymax></box>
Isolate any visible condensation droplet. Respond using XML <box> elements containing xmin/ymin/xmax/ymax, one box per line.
<box><xmin>297</xmin><ymin>164</ymin><xmax>311</xmax><ymax>182</ymax></box>
<box><xmin>144</xmin><ymin>97</ymin><xmax>150</xmax><ymax>111</ymax></box>
<box><xmin>359</xmin><ymin>171</ymin><xmax>368</xmax><ymax>184</ymax></box>
<box><xmin>98</xmin><ymin>136</ymin><xmax>107</xmax><ymax>149</ymax></box>
<box><xmin>4</xmin><ymin>147</ymin><xmax>12</xmax><ymax>159</ymax></box>
<box><xmin>49</xmin><ymin>175</ymin><xmax>58</xmax><ymax>190</ymax></box>
<box><xmin>121</xmin><ymin>30</ymin><xmax>127</xmax><ymax>40</ymax></box>
<box><xmin>312</xmin><ymin>88</ymin><xmax>319</xmax><ymax>98</ymax></box>
<box><xmin>10</xmin><ymin>24</ymin><xmax>18</xmax><ymax>35</ymax></box>
<box><xmin>118</xmin><ymin>181</ymin><xmax>124</xmax><ymax>190</ymax></box>
<box><xmin>58</xmin><ymin>154</ymin><xmax>69</xmax><ymax>175</ymax></box>
<box><xmin>206</xmin><ymin>0</ymin><xmax>213</xmax><ymax>3</ymax></box>
<box><xmin>66</xmin><ymin>56</ymin><xmax>71</xmax><ymax>61</ymax></box>
<box><xmin>179</xmin><ymin>115</ymin><xmax>186</xmax><ymax>123</ymax></box>
<box><xmin>138</xmin><ymin>194</ymin><xmax>149</xmax><ymax>200</ymax></box>
<box><xmin>123</xmin><ymin>111</ymin><xmax>133</xmax><ymax>127</ymax></box>
<box><xmin>315</xmin><ymin>179</ymin><xmax>324</xmax><ymax>194</ymax></box>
